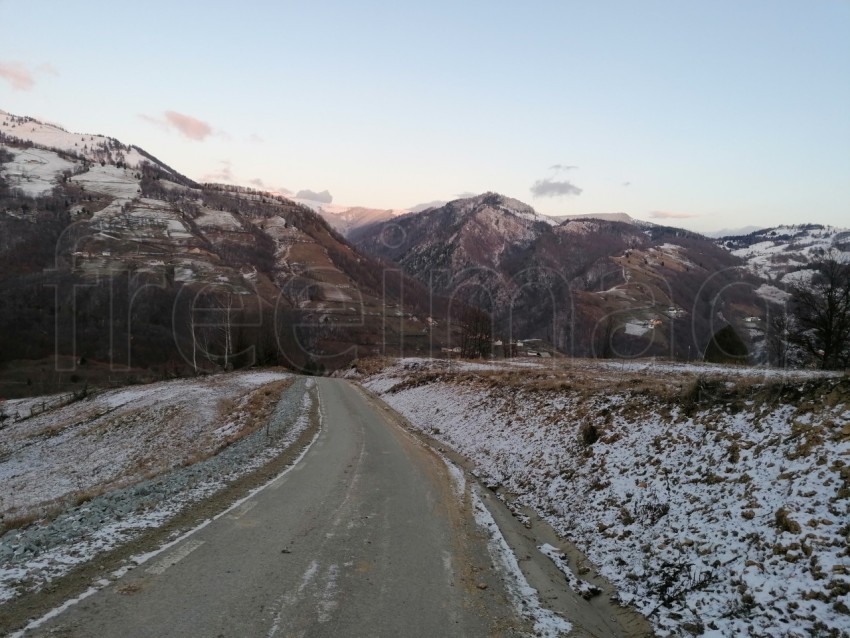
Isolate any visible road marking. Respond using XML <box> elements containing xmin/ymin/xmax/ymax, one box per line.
<box><xmin>145</xmin><ymin>540</ymin><xmax>205</xmax><ymax>575</ymax></box>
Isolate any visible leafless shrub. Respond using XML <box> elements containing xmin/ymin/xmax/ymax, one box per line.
<box><xmin>775</xmin><ymin>507</ymin><xmax>802</xmax><ymax>534</ymax></box>
<box><xmin>580</xmin><ymin>422</ymin><xmax>599</xmax><ymax>446</ymax></box>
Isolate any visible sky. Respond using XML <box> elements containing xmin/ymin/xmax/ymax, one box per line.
<box><xmin>1</xmin><ymin>0</ymin><xmax>848</xmax><ymax>232</ymax></box>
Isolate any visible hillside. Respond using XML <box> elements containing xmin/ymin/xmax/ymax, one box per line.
<box><xmin>351</xmin><ymin>193</ymin><xmax>764</xmax><ymax>361</ymax></box>
<box><xmin>360</xmin><ymin>357</ymin><xmax>850</xmax><ymax>637</ymax></box>
<box><xmin>0</xmin><ymin>111</ymin><xmax>445</xmax><ymax>394</ymax></box>
<box><xmin>717</xmin><ymin>225</ymin><xmax>850</xmax><ymax>306</ymax></box>
<box><xmin>0</xmin><ymin>371</ymin><xmax>317</xmax><ymax>607</ymax></box>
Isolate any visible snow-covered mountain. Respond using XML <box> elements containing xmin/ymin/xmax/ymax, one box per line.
<box><xmin>309</xmin><ymin>192</ymin><xmax>564</xmax><ymax>238</ymax></box>
<box><xmin>545</xmin><ymin>211</ymin><xmax>651</xmax><ymax>226</ymax></box>
<box><xmin>351</xmin><ymin>192</ymin><xmax>759</xmax><ymax>360</ymax></box>
<box><xmin>0</xmin><ymin>110</ymin><xmax>175</xmax><ymax>188</ymax></box>
<box><xmin>718</xmin><ymin>223</ymin><xmax>850</xmax><ymax>285</ymax></box>
<box><xmin>0</xmin><ymin>110</ymin><xmax>440</xmax><ymax>385</ymax></box>
<box><xmin>4</xmin><ymin>109</ymin><xmax>842</xmax><ymax>373</ymax></box>
<box><xmin>350</xmin><ymin>192</ymin><xmax>552</xmax><ymax>272</ymax></box>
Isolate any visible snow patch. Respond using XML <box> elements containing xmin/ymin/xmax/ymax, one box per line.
<box><xmin>471</xmin><ymin>489</ymin><xmax>571</xmax><ymax>637</ymax></box>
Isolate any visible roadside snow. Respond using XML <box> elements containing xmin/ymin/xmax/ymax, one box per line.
<box><xmin>538</xmin><ymin>544</ymin><xmax>602</xmax><ymax>600</ymax></box>
<box><xmin>365</xmin><ymin>358</ymin><xmax>850</xmax><ymax>637</ymax></box>
<box><xmin>471</xmin><ymin>488</ymin><xmax>572</xmax><ymax>637</ymax></box>
<box><xmin>6</xmin><ymin>383</ymin><xmax>322</xmax><ymax>635</ymax></box>
<box><xmin>0</xmin><ymin>371</ymin><xmax>310</xmax><ymax>603</ymax></box>
<box><xmin>598</xmin><ymin>359</ymin><xmax>839</xmax><ymax>379</ymax></box>
<box><xmin>0</xmin><ymin>371</ymin><xmax>289</xmax><ymax>518</ymax></box>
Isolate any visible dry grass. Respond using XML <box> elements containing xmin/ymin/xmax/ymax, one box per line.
<box><xmin>349</xmin><ymin>357</ymin><xmax>395</xmax><ymax>377</ymax></box>
<box><xmin>215</xmin><ymin>378</ymin><xmax>293</xmax><ymax>447</ymax></box>
<box><xmin>0</xmin><ymin>510</ymin><xmax>42</xmax><ymax>534</ymax></box>
<box><xmin>389</xmin><ymin>360</ymin><xmax>850</xmax><ymax>426</ymax></box>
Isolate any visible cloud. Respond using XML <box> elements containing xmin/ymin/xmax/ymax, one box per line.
<box><xmin>248</xmin><ymin>178</ymin><xmax>265</xmax><ymax>187</ymax></box>
<box><xmin>248</xmin><ymin>133</ymin><xmax>264</xmax><ymax>143</ymax></box>
<box><xmin>138</xmin><ymin>114</ymin><xmax>165</xmax><ymax>130</ymax></box>
<box><xmin>530</xmin><ymin>178</ymin><xmax>583</xmax><ymax>198</ymax></box>
<box><xmin>139</xmin><ymin>110</ymin><xmax>214</xmax><ymax>141</ymax></box>
<box><xmin>200</xmin><ymin>160</ymin><xmax>233</xmax><ymax>183</ymax></box>
<box><xmin>295</xmin><ymin>189</ymin><xmax>333</xmax><ymax>204</ymax></box>
<box><xmin>649</xmin><ymin>210</ymin><xmax>700</xmax><ymax>219</ymax></box>
<box><xmin>163</xmin><ymin>111</ymin><xmax>213</xmax><ymax>140</ymax></box>
<box><xmin>622</xmin><ymin>181</ymin><xmax>632</xmax><ymax>187</ymax></box>
<box><xmin>0</xmin><ymin>61</ymin><xmax>35</xmax><ymax>90</ymax></box>
<box><xmin>549</xmin><ymin>164</ymin><xmax>578</xmax><ymax>172</ymax></box>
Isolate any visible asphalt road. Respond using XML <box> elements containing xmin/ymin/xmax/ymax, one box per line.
<box><xmin>25</xmin><ymin>378</ymin><xmax>525</xmax><ymax>637</ymax></box>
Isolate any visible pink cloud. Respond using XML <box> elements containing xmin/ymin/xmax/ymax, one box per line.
<box><xmin>163</xmin><ymin>110</ymin><xmax>213</xmax><ymax>140</ymax></box>
<box><xmin>139</xmin><ymin>110</ymin><xmax>215</xmax><ymax>141</ymax></box>
<box><xmin>200</xmin><ymin>160</ymin><xmax>234</xmax><ymax>183</ymax></box>
<box><xmin>0</xmin><ymin>61</ymin><xmax>35</xmax><ymax>90</ymax></box>
<box><xmin>650</xmin><ymin>210</ymin><xmax>700</xmax><ymax>219</ymax></box>
<box><xmin>0</xmin><ymin>61</ymin><xmax>60</xmax><ymax>91</ymax></box>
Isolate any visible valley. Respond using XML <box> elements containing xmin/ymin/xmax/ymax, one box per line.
<box><xmin>2</xmin><ymin>110</ymin><xmax>849</xmax><ymax>384</ymax></box>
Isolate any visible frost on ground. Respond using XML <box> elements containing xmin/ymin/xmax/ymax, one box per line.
<box><xmin>0</xmin><ymin>371</ymin><xmax>314</xmax><ymax>603</ymax></box>
<box><xmin>364</xmin><ymin>358</ymin><xmax>850</xmax><ymax>637</ymax></box>
<box><xmin>538</xmin><ymin>543</ymin><xmax>602</xmax><ymax>600</ymax></box>
<box><xmin>471</xmin><ymin>488</ymin><xmax>572</xmax><ymax>637</ymax></box>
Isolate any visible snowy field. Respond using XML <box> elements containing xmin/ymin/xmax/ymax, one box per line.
<box><xmin>0</xmin><ymin>370</ymin><xmax>287</xmax><ymax>519</ymax></box>
<box><xmin>0</xmin><ymin>148</ymin><xmax>75</xmax><ymax>197</ymax></box>
<box><xmin>363</xmin><ymin>358</ymin><xmax>850</xmax><ymax>637</ymax></box>
<box><xmin>0</xmin><ymin>110</ymin><xmax>156</xmax><ymax>170</ymax></box>
<box><xmin>69</xmin><ymin>164</ymin><xmax>140</xmax><ymax>202</ymax></box>
<box><xmin>0</xmin><ymin>371</ymin><xmax>317</xmax><ymax>603</ymax></box>
<box><xmin>729</xmin><ymin>225</ymin><xmax>850</xmax><ymax>283</ymax></box>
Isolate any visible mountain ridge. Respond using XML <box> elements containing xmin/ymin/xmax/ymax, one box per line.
<box><xmin>0</xmin><ymin>110</ymin><xmax>451</xmax><ymax>391</ymax></box>
<box><xmin>1</xmin><ymin>109</ymin><xmax>843</xmax><ymax>386</ymax></box>
<box><xmin>349</xmin><ymin>192</ymin><xmax>766</xmax><ymax>360</ymax></box>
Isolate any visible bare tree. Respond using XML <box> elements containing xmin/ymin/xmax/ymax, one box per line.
<box><xmin>220</xmin><ymin>293</ymin><xmax>235</xmax><ymax>371</ymax></box>
<box><xmin>459</xmin><ymin>307</ymin><xmax>492</xmax><ymax>359</ymax></box>
<box><xmin>765</xmin><ymin>306</ymin><xmax>792</xmax><ymax>368</ymax></box>
<box><xmin>790</xmin><ymin>258</ymin><xmax>850</xmax><ymax>369</ymax></box>
<box><xmin>188</xmin><ymin>307</ymin><xmax>199</xmax><ymax>374</ymax></box>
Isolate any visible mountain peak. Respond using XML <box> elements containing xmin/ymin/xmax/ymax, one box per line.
<box><xmin>449</xmin><ymin>191</ymin><xmax>553</xmax><ymax>225</ymax></box>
